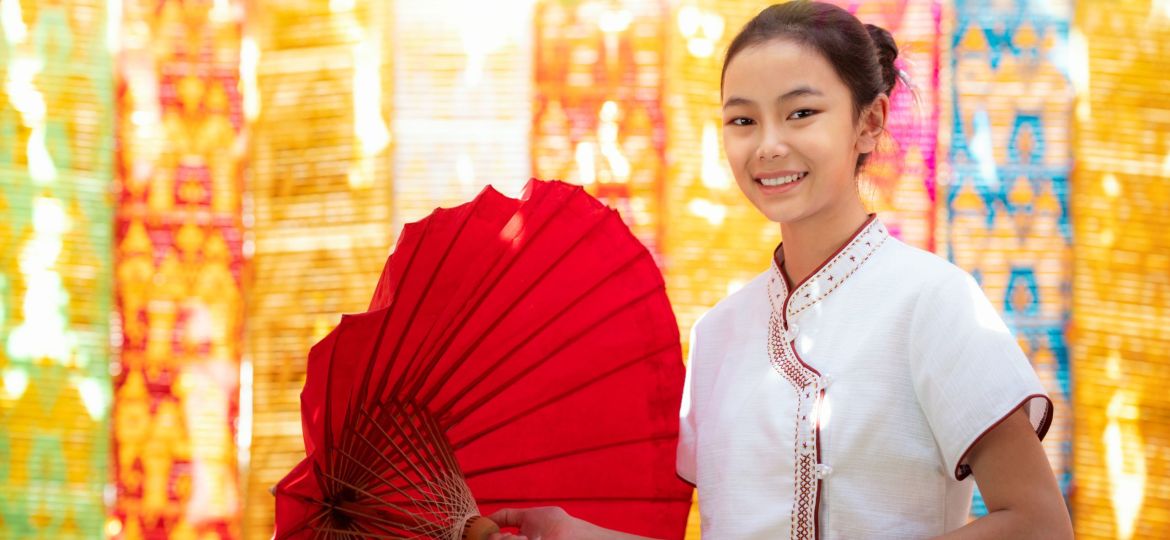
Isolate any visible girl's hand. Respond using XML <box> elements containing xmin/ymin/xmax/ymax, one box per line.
<box><xmin>486</xmin><ymin>507</ymin><xmax>659</xmax><ymax>540</ymax></box>
<box><xmin>486</xmin><ymin>507</ymin><xmax>576</xmax><ymax>540</ymax></box>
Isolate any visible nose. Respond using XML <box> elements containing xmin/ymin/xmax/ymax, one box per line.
<box><xmin>756</xmin><ymin>125</ymin><xmax>789</xmax><ymax>161</ymax></box>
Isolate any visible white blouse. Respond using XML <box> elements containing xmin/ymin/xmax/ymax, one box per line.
<box><xmin>676</xmin><ymin>216</ymin><xmax>1052</xmax><ymax>539</ymax></box>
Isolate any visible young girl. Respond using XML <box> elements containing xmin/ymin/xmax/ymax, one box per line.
<box><xmin>489</xmin><ymin>1</ymin><xmax>1072</xmax><ymax>538</ymax></box>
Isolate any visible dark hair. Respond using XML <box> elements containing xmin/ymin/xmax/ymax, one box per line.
<box><xmin>721</xmin><ymin>1</ymin><xmax>900</xmax><ymax>170</ymax></box>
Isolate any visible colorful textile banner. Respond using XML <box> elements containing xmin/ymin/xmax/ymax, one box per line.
<box><xmin>241</xmin><ymin>1</ymin><xmax>395</xmax><ymax>537</ymax></box>
<box><xmin>944</xmin><ymin>0</ymin><xmax>1074</xmax><ymax>515</ymax></box>
<box><xmin>1072</xmin><ymin>0</ymin><xmax>1170</xmax><ymax>536</ymax></box>
<box><xmin>392</xmin><ymin>0</ymin><xmax>533</xmax><ymax>225</ymax></box>
<box><xmin>532</xmin><ymin>0</ymin><xmax>667</xmax><ymax>254</ymax></box>
<box><xmin>0</xmin><ymin>0</ymin><xmax>115</xmax><ymax>538</ymax></box>
<box><xmin>113</xmin><ymin>0</ymin><xmax>246</xmax><ymax>537</ymax></box>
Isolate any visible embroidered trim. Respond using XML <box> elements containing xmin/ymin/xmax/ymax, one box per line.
<box><xmin>953</xmin><ymin>393</ymin><xmax>1054</xmax><ymax>480</ymax></box>
<box><xmin>767</xmin><ymin>306</ymin><xmax>822</xmax><ymax>540</ymax></box>
<box><xmin>793</xmin><ymin>438</ymin><xmax>820</xmax><ymax>540</ymax></box>
<box><xmin>767</xmin><ymin>272</ymin><xmax>820</xmax><ymax>539</ymax></box>
<box><xmin>767</xmin><ymin>308</ymin><xmax>814</xmax><ymax>388</ymax></box>
<box><xmin>784</xmin><ymin>219</ymin><xmax>890</xmax><ymax>318</ymax></box>
<box><xmin>765</xmin><ymin>217</ymin><xmax>890</xmax><ymax>539</ymax></box>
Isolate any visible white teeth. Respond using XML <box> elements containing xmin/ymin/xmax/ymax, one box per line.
<box><xmin>758</xmin><ymin>172</ymin><xmax>805</xmax><ymax>186</ymax></box>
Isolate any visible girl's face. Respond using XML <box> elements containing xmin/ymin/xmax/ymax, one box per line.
<box><xmin>721</xmin><ymin>38</ymin><xmax>883</xmax><ymax>224</ymax></box>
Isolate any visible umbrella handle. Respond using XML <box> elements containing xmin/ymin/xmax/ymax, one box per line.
<box><xmin>463</xmin><ymin>515</ymin><xmax>501</xmax><ymax>540</ymax></box>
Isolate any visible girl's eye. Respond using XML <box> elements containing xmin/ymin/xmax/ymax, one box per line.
<box><xmin>789</xmin><ymin>109</ymin><xmax>817</xmax><ymax>120</ymax></box>
<box><xmin>727</xmin><ymin>117</ymin><xmax>755</xmax><ymax>127</ymax></box>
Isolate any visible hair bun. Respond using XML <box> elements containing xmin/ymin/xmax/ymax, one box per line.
<box><xmin>865</xmin><ymin>23</ymin><xmax>899</xmax><ymax>96</ymax></box>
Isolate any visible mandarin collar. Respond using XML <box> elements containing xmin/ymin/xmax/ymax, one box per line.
<box><xmin>767</xmin><ymin>215</ymin><xmax>890</xmax><ymax>321</ymax></box>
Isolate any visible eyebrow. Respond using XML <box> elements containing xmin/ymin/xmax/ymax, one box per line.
<box><xmin>722</xmin><ymin>86</ymin><xmax>824</xmax><ymax>109</ymax></box>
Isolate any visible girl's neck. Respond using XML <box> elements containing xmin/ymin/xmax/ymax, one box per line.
<box><xmin>778</xmin><ymin>200</ymin><xmax>871</xmax><ymax>289</ymax></box>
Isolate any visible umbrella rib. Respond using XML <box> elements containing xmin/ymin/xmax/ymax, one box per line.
<box><xmin>449</xmin><ymin>340</ymin><xmax>677</xmax><ymax>450</ymax></box>
<box><xmin>383</xmin><ymin>197</ymin><xmax>533</xmax><ymax>402</ymax></box>
<box><xmin>327</xmin><ymin>451</ymin><xmax>453</xmax><ymax>530</ymax></box>
<box><xmin>370</xmin><ymin>199</ymin><xmax>482</xmax><ymax>404</ymax></box>
<box><xmin>348</xmin><ymin>400</ymin><xmax>460</xmax><ymax>499</ymax></box>
<box><xmin>404</xmin><ymin>184</ymin><xmax>579</xmax><ymax>403</ymax></box>
<box><xmin>437</xmin><ymin>251</ymin><xmax>656</xmax><ymax>419</ymax></box>
<box><xmin>336</xmin><ymin>392</ymin><xmax>389</xmax><ymax>494</ymax></box>
<box><xmin>308</xmin><ymin>526</ymin><xmax>404</xmax><ymax>539</ymax></box>
<box><xmin>272</xmin><ymin>501</ymin><xmax>331</xmax><ymax>540</ymax></box>
<box><xmin>380</xmin><ymin>401</ymin><xmax>457</xmax><ymax>481</ymax></box>
<box><xmin>351</xmin><ymin>405</ymin><xmax>443</xmax><ymax>491</ymax></box>
<box><xmin>430</xmin><ymin>226</ymin><xmax>644</xmax><ymax>417</ymax></box>
<box><xmin>307</xmin><ymin>510</ymin><xmax>333</xmax><ymax>540</ymax></box>
<box><xmin>339</xmin><ymin>217</ymin><xmax>434</xmax><ymax>486</ymax></box>
<box><xmin>323</xmin><ymin>466</ymin><xmax>473</xmax><ymax>539</ymax></box>
<box><xmin>383</xmin><ymin>402</ymin><xmax>447</xmax><ymax>480</ymax></box>
<box><xmin>284</xmin><ymin>184</ymin><xmax>691</xmax><ymax>540</ymax></box>
<box><xmin>342</xmin><ymin>404</ymin><xmax>427</xmax><ymax>489</ymax></box>
<box><xmin>337</xmin><ymin>436</ymin><xmax>433</xmax><ymax>510</ymax></box>
<box><xmin>415</xmin><ymin>401</ymin><xmax>463</xmax><ymax>476</ymax></box>
<box><xmin>475</xmin><ymin>496</ymin><xmax>692</xmax><ymax>504</ymax></box>
<box><xmin>320</xmin><ymin>320</ymin><xmax>353</xmax><ymax>496</ymax></box>
<box><xmin>461</xmin><ymin>432</ymin><xmax>678</xmax><ymax>479</ymax></box>
<box><xmin>443</xmin><ymin>280</ymin><xmax>661</xmax><ymax>421</ymax></box>
<box><xmin>321</xmin><ymin>471</ymin><xmax>437</xmax><ymax>528</ymax></box>
<box><xmin>328</xmin><ymin>498</ymin><xmax>418</xmax><ymax>530</ymax></box>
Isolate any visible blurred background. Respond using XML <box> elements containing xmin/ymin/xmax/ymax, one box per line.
<box><xmin>0</xmin><ymin>0</ymin><xmax>1166</xmax><ymax>538</ymax></box>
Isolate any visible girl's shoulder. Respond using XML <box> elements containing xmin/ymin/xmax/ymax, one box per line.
<box><xmin>692</xmin><ymin>269</ymin><xmax>772</xmax><ymax>335</ymax></box>
<box><xmin>877</xmin><ymin>238</ymin><xmax>1004</xmax><ymax>333</ymax></box>
<box><xmin>875</xmin><ymin>236</ymin><xmax>979</xmax><ymax>292</ymax></box>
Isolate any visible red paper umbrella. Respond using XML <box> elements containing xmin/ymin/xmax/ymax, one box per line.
<box><xmin>274</xmin><ymin>179</ymin><xmax>692</xmax><ymax>540</ymax></box>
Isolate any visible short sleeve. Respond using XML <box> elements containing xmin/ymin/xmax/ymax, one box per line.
<box><xmin>910</xmin><ymin>270</ymin><xmax>1053</xmax><ymax>481</ymax></box>
<box><xmin>676</xmin><ymin>320</ymin><xmax>700</xmax><ymax>485</ymax></box>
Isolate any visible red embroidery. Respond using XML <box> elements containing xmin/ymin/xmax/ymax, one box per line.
<box><xmin>766</xmin><ymin>217</ymin><xmax>890</xmax><ymax>539</ymax></box>
<box><xmin>786</xmin><ymin>221</ymin><xmax>890</xmax><ymax>318</ymax></box>
<box><xmin>767</xmin><ymin>280</ymin><xmax>819</xmax><ymax>539</ymax></box>
<box><xmin>792</xmin><ymin>444</ymin><xmax>819</xmax><ymax>540</ymax></box>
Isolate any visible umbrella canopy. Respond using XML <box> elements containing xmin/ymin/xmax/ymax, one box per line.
<box><xmin>274</xmin><ymin>179</ymin><xmax>692</xmax><ymax>540</ymax></box>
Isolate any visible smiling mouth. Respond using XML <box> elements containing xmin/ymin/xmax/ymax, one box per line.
<box><xmin>756</xmin><ymin>172</ymin><xmax>807</xmax><ymax>187</ymax></box>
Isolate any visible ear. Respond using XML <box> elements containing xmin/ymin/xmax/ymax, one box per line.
<box><xmin>855</xmin><ymin>94</ymin><xmax>890</xmax><ymax>155</ymax></box>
